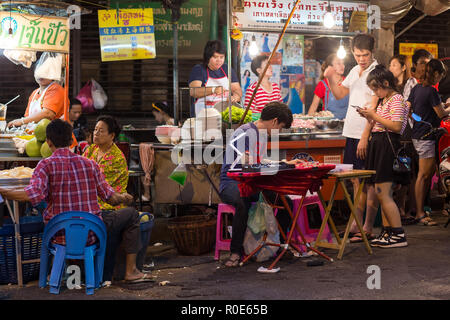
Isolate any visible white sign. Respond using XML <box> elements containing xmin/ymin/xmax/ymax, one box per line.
<box><xmin>234</xmin><ymin>0</ymin><xmax>369</xmax><ymax>33</ymax></box>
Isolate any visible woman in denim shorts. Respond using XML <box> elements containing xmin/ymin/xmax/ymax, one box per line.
<box><xmin>408</xmin><ymin>59</ymin><xmax>450</xmax><ymax>226</ymax></box>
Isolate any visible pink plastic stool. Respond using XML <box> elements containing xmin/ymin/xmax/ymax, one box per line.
<box><xmin>215</xmin><ymin>204</ymin><xmax>235</xmax><ymax>260</ymax></box>
<box><xmin>215</xmin><ymin>202</ymin><xmax>277</xmax><ymax>260</ymax></box>
<box><xmin>289</xmin><ymin>194</ymin><xmax>332</xmax><ymax>251</ymax></box>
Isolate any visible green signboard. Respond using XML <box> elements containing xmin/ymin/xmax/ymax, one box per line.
<box><xmin>114</xmin><ymin>0</ymin><xmax>211</xmax><ymax>59</ymax></box>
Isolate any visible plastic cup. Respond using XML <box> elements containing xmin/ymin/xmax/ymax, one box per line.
<box><xmin>0</xmin><ymin>104</ymin><xmax>6</xmax><ymax>132</ymax></box>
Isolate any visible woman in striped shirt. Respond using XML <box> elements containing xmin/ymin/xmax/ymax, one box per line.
<box><xmin>358</xmin><ymin>65</ymin><xmax>410</xmax><ymax>248</ymax></box>
<box><xmin>244</xmin><ymin>54</ymin><xmax>281</xmax><ymax>114</ymax></box>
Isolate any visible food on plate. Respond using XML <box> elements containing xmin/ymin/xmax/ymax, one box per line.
<box><xmin>0</xmin><ymin>166</ymin><xmax>34</xmax><ymax>179</ymax></box>
<box><xmin>313</xmin><ymin>110</ymin><xmax>334</xmax><ymax>118</ymax></box>
<box><xmin>291</xmin><ymin>118</ymin><xmax>316</xmax><ymax>129</ymax></box>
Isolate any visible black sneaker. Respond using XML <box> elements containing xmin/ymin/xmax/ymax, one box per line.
<box><xmin>370</xmin><ymin>229</ymin><xmax>389</xmax><ymax>247</ymax></box>
<box><xmin>377</xmin><ymin>232</ymin><xmax>408</xmax><ymax>248</ymax></box>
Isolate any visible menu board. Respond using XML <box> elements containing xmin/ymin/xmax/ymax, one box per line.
<box><xmin>98</xmin><ymin>8</ymin><xmax>156</xmax><ymax>61</ymax></box>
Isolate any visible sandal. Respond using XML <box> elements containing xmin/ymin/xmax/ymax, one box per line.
<box><xmin>224</xmin><ymin>254</ymin><xmax>240</xmax><ymax>267</ymax></box>
<box><xmin>401</xmin><ymin>215</ymin><xmax>417</xmax><ymax>225</ymax></box>
<box><xmin>415</xmin><ymin>215</ymin><xmax>438</xmax><ymax>226</ymax></box>
<box><xmin>349</xmin><ymin>232</ymin><xmax>376</xmax><ymax>243</ymax></box>
<box><xmin>338</xmin><ymin>231</ymin><xmax>358</xmax><ymax>239</ymax></box>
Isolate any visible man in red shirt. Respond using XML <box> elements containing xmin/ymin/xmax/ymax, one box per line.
<box><xmin>0</xmin><ymin>119</ymin><xmax>150</xmax><ymax>284</ymax></box>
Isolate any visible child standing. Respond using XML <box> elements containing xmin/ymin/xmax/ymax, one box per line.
<box><xmin>358</xmin><ymin>65</ymin><xmax>410</xmax><ymax>248</ymax></box>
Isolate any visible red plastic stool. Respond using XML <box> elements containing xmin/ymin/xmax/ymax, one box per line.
<box><xmin>289</xmin><ymin>193</ymin><xmax>332</xmax><ymax>251</ymax></box>
<box><xmin>215</xmin><ymin>204</ymin><xmax>235</xmax><ymax>260</ymax></box>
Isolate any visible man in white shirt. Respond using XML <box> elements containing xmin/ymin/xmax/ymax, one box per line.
<box><xmin>324</xmin><ymin>34</ymin><xmax>379</xmax><ymax>241</ymax></box>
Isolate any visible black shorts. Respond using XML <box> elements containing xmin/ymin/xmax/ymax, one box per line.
<box><xmin>365</xmin><ymin>132</ymin><xmax>410</xmax><ymax>185</ymax></box>
<box><xmin>343</xmin><ymin>137</ymin><xmax>365</xmax><ymax>170</ymax></box>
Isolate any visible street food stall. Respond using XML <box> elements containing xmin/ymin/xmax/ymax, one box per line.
<box><xmin>0</xmin><ymin>5</ymin><xmax>72</xmax><ymax>285</ymax></box>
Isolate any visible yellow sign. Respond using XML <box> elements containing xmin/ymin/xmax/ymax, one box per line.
<box><xmin>399</xmin><ymin>43</ymin><xmax>438</xmax><ymax>66</ymax></box>
<box><xmin>98</xmin><ymin>9</ymin><xmax>156</xmax><ymax>61</ymax></box>
<box><xmin>0</xmin><ymin>13</ymin><xmax>70</xmax><ymax>53</ymax></box>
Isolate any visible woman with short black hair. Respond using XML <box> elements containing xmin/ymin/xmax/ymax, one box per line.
<box><xmin>188</xmin><ymin>40</ymin><xmax>242</xmax><ymax>116</ymax></box>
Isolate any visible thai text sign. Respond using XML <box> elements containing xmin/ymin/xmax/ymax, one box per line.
<box><xmin>0</xmin><ymin>13</ymin><xmax>70</xmax><ymax>53</ymax></box>
<box><xmin>98</xmin><ymin>8</ymin><xmax>156</xmax><ymax>61</ymax></box>
<box><xmin>113</xmin><ymin>0</ymin><xmax>211</xmax><ymax>59</ymax></box>
<box><xmin>399</xmin><ymin>43</ymin><xmax>438</xmax><ymax>60</ymax></box>
<box><xmin>234</xmin><ymin>0</ymin><xmax>368</xmax><ymax>33</ymax></box>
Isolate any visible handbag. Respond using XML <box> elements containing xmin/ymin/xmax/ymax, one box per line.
<box><xmin>385</xmin><ymin>130</ymin><xmax>411</xmax><ymax>174</ymax></box>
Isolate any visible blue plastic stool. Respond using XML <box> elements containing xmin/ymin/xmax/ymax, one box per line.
<box><xmin>38</xmin><ymin>211</ymin><xmax>107</xmax><ymax>295</ymax></box>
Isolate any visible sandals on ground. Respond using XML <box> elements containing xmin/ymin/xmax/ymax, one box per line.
<box><xmin>415</xmin><ymin>215</ymin><xmax>438</xmax><ymax>226</ymax></box>
<box><xmin>224</xmin><ymin>254</ymin><xmax>240</xmax><ymax>267</ymax></box>
<box><xmin>349</xmin><ymin>231</ymin><xmax>376</xmax><ymax>243</ymax></box>
<box><xmin>401</xmin><ymin>215</ymin><xmax>417</xmax><ymax>225</ymax></box>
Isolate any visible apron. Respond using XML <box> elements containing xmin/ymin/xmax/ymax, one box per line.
<box><xmin>28</xmin><ymin>82</ymin><xmax>56</xmax><ymax>116</ymax></box>
<box><xmin>322</xmin><ymin>80</ymin><xmax>349</xmax><ymax>120</ymax></box>
<box><xmin>194</xmin><ymin>67</ymin><xmax>229</xmax><ymax>116</ymax></box>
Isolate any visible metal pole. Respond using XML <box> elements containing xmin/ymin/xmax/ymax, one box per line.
<box><xmin>227</xmin><ymin>0</ymin><xmax>232</xmax><ymax>127</ymax></box>
<box><xmin>395</xmin><ymin>13</ymin><xmax>427</xmax><ymax>39</ymax></box>
<box><xmin>173</xmin><ymin>22</ymin><xmax>179</xmax><ymax>125</ymax></box>
<box><xmin>238</xmin><ymin>0</ymin><xmax>303</xmax><ymax>126</ymax></box>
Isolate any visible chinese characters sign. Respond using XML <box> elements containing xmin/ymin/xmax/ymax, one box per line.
<box><xmin>234</xmin><ymin>0</ymin><xmax>368</xmax><ymax>33</ymax></box>
<box><xmin>0</xmin><ymin>13</ymin><xmax>69</xmax><ymax>53</ymax></box>
<box><xmin>98</xmin><ymin>9</ymin><xmax>156</xmax><ymax>61</ymax></box>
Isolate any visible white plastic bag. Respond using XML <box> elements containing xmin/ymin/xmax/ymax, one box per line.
<box><xmin>34</xmin><ymin>52</ymin><xmax>63</xmax><ymax>81</ymax></box>
<box><xmin>91</xmin><ymin>79</ymin><xmax>108</xmax><ymax>109</ymax></box>
<box><xmin>3</xmin><ymin>49</ymin><xmax>36</xmax><ymax>68</ymax></box>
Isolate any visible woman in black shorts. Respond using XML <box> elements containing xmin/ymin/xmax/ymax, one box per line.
<box><xmin>358</xmin><ymin>65</ymin><xmax>410</xmax><ymax>248</ymax></box>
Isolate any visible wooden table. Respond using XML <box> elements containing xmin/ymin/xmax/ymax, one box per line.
<box><xmin>315</xmin><ymin>170</ymin><xmax>376</xmax><ymax>260</ymax></box>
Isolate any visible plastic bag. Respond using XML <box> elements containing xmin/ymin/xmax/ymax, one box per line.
<box><xmin>34</xmin><ymin>52</ymin><xmax>63</xmax><ymax>81</ymax></box>
<box><xmin>3</xmin><ymin>49</ymin><xmax>36</xmax><ymax>68</ymax></box>
<box><xmin>76</xmin><ymin>81</ymin><xmax>95</xmax><ymax>114</ymax></box>
<box><xmin>247</xmin><ymin>194</ymin><xmax>266</xmax><ymax>234</ymax></box>
<box><xmin>91</xmin><ymin>79</ymin><xmax>108</xmax><ymax>109</ymax></box>
<box><xmin>244</xmin><ymin>193</ymin><xmax>280</xmax><ymax>262</ymax></box>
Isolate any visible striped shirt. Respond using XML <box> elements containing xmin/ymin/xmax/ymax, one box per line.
<box><xmin>25</xmin><ymin>148</ymin><xmax>116</xmax><ymax>245</ymax></box>
<box><xmin>244</xmin><ymin>81</ymin><xmax>281</xmax><ymax>113</ymax></box>
<box><xmin>372</xmin><ymin>93</ymin><xmax>409</xmax><ymax>135</ymax></box>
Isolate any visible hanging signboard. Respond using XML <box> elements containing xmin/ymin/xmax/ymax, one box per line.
<box><xmin>98</xmin><ymin>8</ymin><xmax>156</xmax><ymax>61</ymax></box>
<box><xmin>113</xmin><ymin>0</ymin><xmax>211</xmax><ymax>59</ymax></box>
<box><xmin>399</xmin><ymin>42</ymin><xmax>438</xmax><ymax>67</ymax></box>
<box><xmin>234</xmin><ymin>0</ymin><xmax>368</xmax><ymax>33</ymax></box>
<box><xmin>0</xmin><ymin>13</ymin><xmax>70</xmax><ymax>53</ymax></box>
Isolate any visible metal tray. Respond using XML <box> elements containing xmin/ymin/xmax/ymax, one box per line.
<box><xmin>0</xmin><ymin>178</ymin><xmax>31</xmax><ymax>188</ymax></box>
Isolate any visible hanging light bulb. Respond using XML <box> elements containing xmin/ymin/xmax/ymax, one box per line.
<box><xmin>337</xmin><ymin>39</ymin><xmax>346</xmax><ymax>59</ymax></box>
<box><xmin>323</xmin><ymin>1</ymin><xmax>335</xmax><ymax>29</ymax></box>
<box><xmin>249</xmin><ymin>35</ymin><xmax>259</xmax><ymax>57</ymax></box>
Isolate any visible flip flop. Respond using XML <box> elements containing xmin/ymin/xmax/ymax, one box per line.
<box><xmin>401</xmin><ymin>215</ymin><xmax>417</xmax><ymax>225</ymax></box>
<box><xmin>224</xmin><ymin>254</ymin><xmax>240</xmax><ymax>267</ymax></box>
<box><xmin>125</xmin><ymin>273</ymin><xmax>155</xmax><ymax>284</ymax></box>
<box><xmin>349</xmin><ymin>232</ymin><xmax>376</xmax><ymax>243</ymax></box>
<box><xmin>338</xmin><ymin>231</ymin><xmax>358</xmax><ymax>239</ymax></box>
<box><xmin>415</xmin><ymin>215</ymin><xmax>438</xmax><ymax>226</ymax></box>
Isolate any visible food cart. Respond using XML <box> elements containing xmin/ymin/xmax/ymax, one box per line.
<box><xmin>0</xmin><ymin>7</ymin><xmax>72</xmax><ymax>286</ymax></box>
<box><xmin>231</xmin><ymin>0</ymin><xmax>373</xmax><ymax>199</ymax></box>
